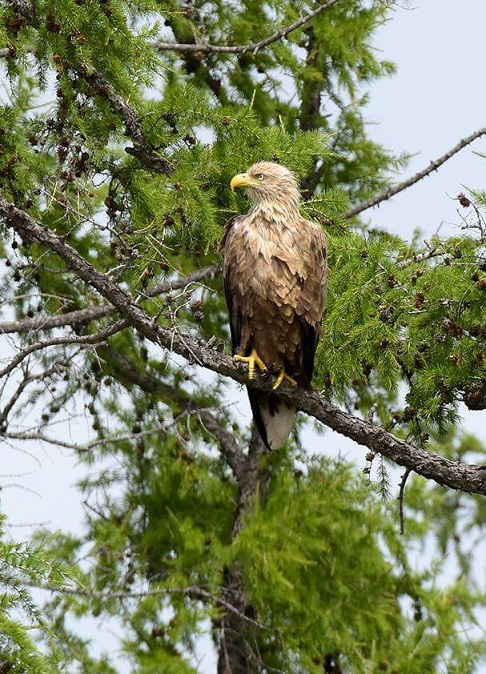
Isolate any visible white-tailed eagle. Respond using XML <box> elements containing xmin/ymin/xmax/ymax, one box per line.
<box><xmin>220</xmin><ymin>161</ymin><xmax>327</xmax><ymax>449</ymax></box>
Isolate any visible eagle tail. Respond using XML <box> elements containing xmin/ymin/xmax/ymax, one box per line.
<box><xmin>247</xmin><ymin>389</ymin><xmax>295</xmax><ymax>450</ymax></box>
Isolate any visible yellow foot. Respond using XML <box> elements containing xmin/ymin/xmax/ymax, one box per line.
<box><xmin>234</xmin><ymin>349</ymin><xmax>268</xmax><ymax>380</ymax></box>
<box><xmin>272</xmin><ymin>368</ymin><xmax>297</xmax><ymax>390</ymax></box>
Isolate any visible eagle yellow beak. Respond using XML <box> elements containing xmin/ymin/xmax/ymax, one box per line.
<box><xmin>230</xmin><ymin>172</ymin><xmax>258</xmax><ymax>191</ymax></box>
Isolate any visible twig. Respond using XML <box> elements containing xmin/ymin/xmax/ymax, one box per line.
<box><xmin>31</xmin><ymin>582</ymin><xmax>272</xmax><ymax>631</ymax></box>
<box><xmin>0</xmin><ymin>320</ymin><xmax>127</xmax><ymax>377</ymax></box>
<box><xmin>344</xmin><ymin>127</ymin><xmax>486</xmax><ymax>220</ymax></box>
<box><xmin>0</xmin><ymin>371</ymin><xmax>32</xmax><ymax>425</ymax></box>
<box><xmin>196</xmin><ymin>408</ymin><xmax>243</xmax><ymax>475</ymax></box>
<box><xmin>0</xmin><ymin>361</ymin><xmax>67</xmax><ymax>425</ymax></box>
<box><xmin>397</xmin><ymin>243</ymin><xmax>444</xmax><ymax>268</ymax></box>
<box><xmin>0</xmin><ymin>265</ymin><xmax>219</xmax><ymax>335</ymax></box>
<box><xmin>152</xmin><ymin>0</ymin><xmax>342</xmax><ymax>55</ymax></box>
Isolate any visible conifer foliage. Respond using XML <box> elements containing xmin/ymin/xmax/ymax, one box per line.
<box><xmin>1</xmin><ymin>0</ymin><xmax>486</xmax><ymax>672</ymax></box>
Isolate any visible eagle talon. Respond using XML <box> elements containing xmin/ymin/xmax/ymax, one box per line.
<box><xmin>234</xmin><ymin>349</ymin><xmax>268</xmax><ymax>380</ymax></box>
<box><xmin>272</xmin><ymin>368</ymin><xmax>297</xmax><ymax>390</ymax></box>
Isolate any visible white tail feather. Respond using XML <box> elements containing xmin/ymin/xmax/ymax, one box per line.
<box><xmin>259</xmin><ymin>401</ymin><xmax>295</xmax><ymax>450</ymax></box>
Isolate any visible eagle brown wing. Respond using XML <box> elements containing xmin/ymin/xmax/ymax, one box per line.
<box><xmin>221</xmin><ymin>215</ymin><xmax>326</xmax><ymax>376</ymax></box>
<box><xmin>220</xmin><ymin>213</ymin><xmax>327</xmax><ymax>449</ymax></box>
<box><xmin>264</xmin><ymin>217</ymin><xmax>327</xmax><ymax>386</ymax></box>
<box><xmin>219</xmin><ymin>216</ymin><xmax>243</xmax><ymax>354</ymax></box>
<box><xmin>293</xmin><ymin>218</ymin><xmax>327</xmax><ymax>385</ymax></box>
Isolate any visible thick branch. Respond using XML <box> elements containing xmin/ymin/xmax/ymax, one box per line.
<box><xmin>344</xmin><ymin>127</ymin><xmax>486</xmax><ymax>219</ymax></box>
<box><xmin>216</xmin><ymin>428</ymin><xmax>269</xmax><ymax>673</ymax></box>
<box><xmin>2</xmin><ymin>195</ymin><xmax>486</xmax><ymax>495</ymax></box>
<box><xmin>153</xmin><ymin>0</ymin><xmax>342</xmax><ymax>55</ymax></box>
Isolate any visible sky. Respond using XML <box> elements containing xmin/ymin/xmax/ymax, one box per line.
<box><xmin>2</xmin><ymin>0</ymin><xmax>486</xmax><ymax>670</ymax></box>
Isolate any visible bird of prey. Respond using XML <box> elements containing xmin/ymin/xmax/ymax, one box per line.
<box><xmin>220</xmin><ymin>161</ymin><xmax>327</xmax><ymax>449</ymax></box>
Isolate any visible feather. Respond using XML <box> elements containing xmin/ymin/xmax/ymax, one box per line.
<box><xmin>221</xmin><ymin>162</ymin><xmax>327</xmax><ymax>449</ymax></box>
<box><xmin>248</xmin><ymin>389</ymin><xmax>295</xmax><ymax>450</ymax></box>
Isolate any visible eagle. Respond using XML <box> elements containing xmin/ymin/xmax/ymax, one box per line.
<box><xmin>220</xmin><ymin>161</ymin><xmax>327</xmax><ymax>449</ymax></box>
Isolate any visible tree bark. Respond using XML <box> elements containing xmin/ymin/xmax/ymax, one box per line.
<box><xmin>217</xmin><ymin>428</ymin><xmax>269</xmax><ymax>673</ymax></box>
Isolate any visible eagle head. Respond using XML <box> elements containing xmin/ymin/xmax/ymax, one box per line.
<box><xmin>230</xmin><ymin>161</ymin><xmax>300</xmax><ymax>212</ymax></box>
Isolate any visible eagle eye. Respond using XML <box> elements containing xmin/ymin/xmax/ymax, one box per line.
<box><xmin>257</xmin><ymin>173</ymin><xmax>265</xmax><ymax>181</ymax></box>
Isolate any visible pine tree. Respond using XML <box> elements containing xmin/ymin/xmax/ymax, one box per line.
<box><xmin>1</xmin><ymin>0</ymin><xmax>486</xmax><ymax>672</ymax></box>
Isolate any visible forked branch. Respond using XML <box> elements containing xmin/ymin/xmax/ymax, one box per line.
<box><xmin>152</xmin><ymin>0</ymin><xmax>342</xmax><ymax>55</ymax></box>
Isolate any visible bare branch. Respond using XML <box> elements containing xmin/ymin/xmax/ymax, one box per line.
<box><xmin>0</xmin><ymin>369</ymin><xmax>32</xmax><ymax>425</ymax></box>
<box><xmin>344</xmin><ymin>127</ymin><xmax>486</xmax><ymax>220</ymax></box>
<box><xmin>0</xmin><ymin>361</ymin><xmax>67</xmax><ymax>426</ymax></box>
<box><xmin>0</xmin><ymin>304</ymin><xmax>115</xmax><ymax>335</ymax></box>
<box><xmin>4</xmin><ymin>415</ymin><xmax>194</xmax><ymax>453</ymax></box>
<box><xmin>31</xmin><ymin>582</ymin><xmax>272</xmax><ymax>631</ymax></box>
<box><xmin>0</xmin><ymin>265</ymin><xmax>219</xmax><ymax>335</ymax></box>
<box><xmin>196</xmin><ymin>408</ymin><xmax>243</xmax><ymax>475</ymax></box>
<box><xmin>0</xmin><ymin>320</ymin><xmax>127</xmax><ymax>378</ymax></box>
<box><xmin>145</xmin><ymin>264</ymin><xmax>220</xmax><ymax>297</ymax></box>
<box><xmin>152</xmin><ymin>0</ymin><xmax>342</xmax><ymax>55</ymax></box>
<box><xmin>2</xmin><ymin>195</ymin><xmax>486</xmax><ymax>495</ymax></box>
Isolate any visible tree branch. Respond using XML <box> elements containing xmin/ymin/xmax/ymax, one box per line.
<box><xmin>152</xmin><ymin>0</ymin><xmax>342</xmax><ymax>55</ymax></box>
<box><xmin>79</xmin><ymin>66</ymin><xmax>173</xmax><ymax>174</ymax></box>
<box><xmin>344</xmin><ymin>127</ymin><xmax>486</xmax><ymax>219</ymax></box>
<box><xmin>0</xmin><ymin>321</ymin><xmax>127</xmax><ymax>378</ymax></box>
<box><xmin>196</xmin><ymin>408</ymin><xmax>244</xmax><ymax>476</ymax></box>
<box><xmin>2</xmin><ymin>195</ymin><xmax>486</xmax><ymax>495</ymax></box>
<box><xmin>0</xmin><ymin>265</ymin><xmax>219</xmax><ymax>335</ymax></box>
<box><xmin>0</xmin><ymin>304</ymin><xmax>116</xmax><ymax>335</ymax></box>
<box><xmin>30</xmin><ymin>582</ymin><xmax>271</xmax><ymax>631</ymax></box>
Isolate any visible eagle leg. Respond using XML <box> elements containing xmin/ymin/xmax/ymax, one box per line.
<box><xmin>234</xmin><ymin>348</ymin><xmax>268</xmax><ymax>380</ymax></box>
<box><xmin>272</xmin><ymin>368</ymin><xmax>297</xmax><ymax>390</ymax></box>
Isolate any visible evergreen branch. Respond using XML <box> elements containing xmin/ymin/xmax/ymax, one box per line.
<box><xmin>79</xmin><ymin>66</ymin><xmax>173</xmax><ymax>174</ymax></box>
<box><xmin>3</xmin><ymin>0</ymin><xmax>173</xmax><ymax>174</ymax></box>
<box><xmin>0</xmin><ymin>265</ymin><xmax>219</xmax><ymax>335</ymax></box>
<box><xmin>2</xmin><ymin>194</ymin><xmax>486</xmax><ymax>495</ymax></box>
<box><xmin>1</xmin><ymin>1</ymin><xmax>342</xmax><ymax>62</ymax></box>
<box><xmin>152</xmin><ymin>0</ymin><xmax>342</xmax><ymax>55</ymax></box>
<box><xmin>344</xmin><ymin>127</ymin><xmax>486</xmax><ymax>219</ymax></box>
